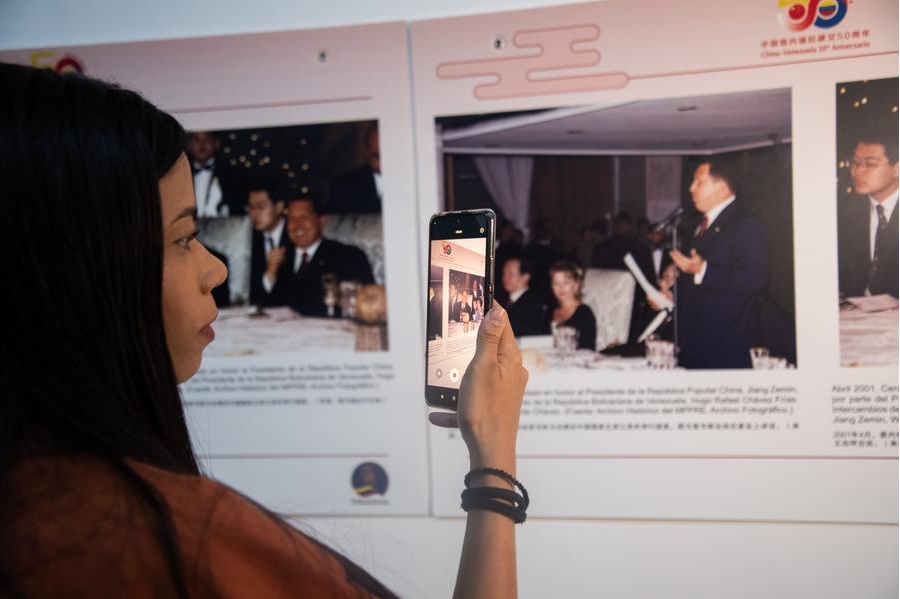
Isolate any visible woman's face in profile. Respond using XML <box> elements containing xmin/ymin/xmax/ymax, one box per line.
<box><xmin>159</xmin><ymin>154</ymin><xmax>228</xmax><ymax>382</ymax></box>
<box><xmin>551</xmin><ymin>271</ymin><xmax>580</xmax><ymax>304</ymax></box>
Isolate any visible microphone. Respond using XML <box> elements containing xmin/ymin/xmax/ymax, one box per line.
<box><xmin>652</xmin><ymin>206</ymin><xmax>684</xmax><ymax>232</ymax></box>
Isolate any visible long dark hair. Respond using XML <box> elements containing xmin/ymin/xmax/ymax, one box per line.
<box><xmin>0</xmin><ymin>63</ymin><xmax>195</xmax><ymax>472</ymax></box>
<box><xmin>0</xmin><ymin>62</ymin><xmax>197</xmax><ymax>596</ymax></box>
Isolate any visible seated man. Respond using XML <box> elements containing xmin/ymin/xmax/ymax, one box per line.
<box><xmin>455</xmin><ymin>289</ymin><xmax>474</xmax><ymax>323</ymax></box>
<box><xmin>502</xmin><ymin>257</ymin><xmax>546</xmax><ymax>337</ymax></box>
<box><xmin>838</xmin><ymin>127</ymin><xmax>898</xmax><ymax>298</ymax></box>
<box><xmin>268</xmin><ymin>195</ymin><xmax>374</xmax><ymax>317</ymax></box>
<box><xmin>247</xmin><ymin>183</ymin><xmax>289</xmax><ymax>307</ymax></box>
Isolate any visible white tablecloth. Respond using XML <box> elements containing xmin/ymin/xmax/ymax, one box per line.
<box><xmin>206</xmin><ymin>306</ymin><xmax>356</xmax><ymax>356</ymax></box>
<box><xmin>517</xmin><ymin>335</ymin><xmax>652</xmax><ymax>372</ymax></box>
<box><xmin>840</xmin><ymin>307</ymin><xmax>898</xmax><ymax>367</ymax></box>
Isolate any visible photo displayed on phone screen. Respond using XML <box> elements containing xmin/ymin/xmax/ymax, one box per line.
<box><xmin>426</xmin><ymin>237</ymin><xmax>489</xmax><ymax>397</ymax></box>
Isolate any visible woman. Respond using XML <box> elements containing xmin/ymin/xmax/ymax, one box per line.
<box><xmin>543</xmin><ymin>261</ymin><xmax>597</xmax><ymax>351</ymax></box>
<box><xmin>0</xmin><ymin>63</ymin><xmax>528</xmax><ymax>598</ymax></box>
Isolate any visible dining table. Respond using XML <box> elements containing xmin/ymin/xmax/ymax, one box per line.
<box><xmin>839</xmin><ymin>306</ymin><xmax>898</xmax><ymax>367</ymax></box>
<box><xmin>517</xmin><ymin>335</ymin><xmax>656</xmax><ymax>372</ymax></box>
<box><xmin>206</xmin><ymin>306</ymin><xmax>357</xmax><ymax>356</ymax></box>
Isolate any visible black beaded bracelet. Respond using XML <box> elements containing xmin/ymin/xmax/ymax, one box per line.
<box><xmin>461</xmin><ymin>486</ymin><xmax>527</xmax><ymax>510</ymax></box>
<box><xmin>464</xmin><ymin>467</ymin><xmax>530</xmax><ymax>510</ymax></box>
<box><xmin>461</xmin><ymin>494</ymin><xmax>527</xmax><ymax>524</ymax></box>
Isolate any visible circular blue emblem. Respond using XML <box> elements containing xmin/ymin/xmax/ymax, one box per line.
<box><xmin>351</xmin><ymin>462</ymin><xmax>389</xmax><ymax>497</ymax></box>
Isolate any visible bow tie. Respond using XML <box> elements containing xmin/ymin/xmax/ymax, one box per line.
<box><xmin>193</xmin><ymin>160</ymin><xmax>215</xmax><ymax>172</ymax></box>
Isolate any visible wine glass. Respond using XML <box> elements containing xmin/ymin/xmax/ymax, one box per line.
<box><xmin>322</xmin><ymin>273</ymin><xmax>338</xmax><ymax>317</ymax></box>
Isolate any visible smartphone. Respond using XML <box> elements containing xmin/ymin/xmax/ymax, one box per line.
<box><xmin>425</xmin><ymin>209</ymin><xmax>496</xmax><ymax>410</ymax></box>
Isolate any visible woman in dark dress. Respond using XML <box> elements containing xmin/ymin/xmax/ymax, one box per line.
<box><xmin>543</xmin><ymin>260</ymin><xmax>597</xmax><ymax>351</ymax></box>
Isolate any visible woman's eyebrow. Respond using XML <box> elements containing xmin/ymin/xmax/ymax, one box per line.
<box><xmin>168</xmin><ymin>207</ymin><xmax>197</xmax><ymax>226</ymax></box>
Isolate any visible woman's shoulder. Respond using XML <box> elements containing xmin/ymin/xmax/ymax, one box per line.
<box><xmin>572</xmin><ymin>302</ymin><xmax>596</xmax><ymax>323</ymax></box>
<box><xmin>8</xmin><ymin>455</ymin><xmax>373</xmax><ymax>598</ymax></box>
<box><xmin>129</xmin><ymin>460</ymin><xmax>371</xmax><ymax>597</ymax></box>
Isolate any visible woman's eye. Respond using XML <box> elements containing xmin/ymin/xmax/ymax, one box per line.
<box><xmin>177</xmin><ymin>229</ymin><xmax>200</xmax><ymax>249</ymax></box>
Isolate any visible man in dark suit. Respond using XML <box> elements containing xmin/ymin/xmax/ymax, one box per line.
<box><xmin>454</xmin><ymin>290</ymin><xmax>474</xmax><ymax>323</ymax></box>
<box><xmin>326</xmin><ymin>125</ymin><xmax>382</xmax><ymax>214</ymax></box>
<box><xmin>247</xmin><ymin>183</ymin><xmax>289</xmax><ymax>307</ymax></box>
<box><xmin>502</xmin><ymin>256</ymin><xmax>546</xmax><ymax>337</ymax></box>
<box><xmin>493</xmin><ymin>221</ymin><xmax>522</xmax><ymax>306</ymax></box>
<box><xmin>668</xmin><ymin>156</ymin><xmax>768</xmax><ymax>369</ymax></box>
<box><xmin>268</xmin><ymin>196</ymin><xmax>375</xmax><ymax>317</ymax></box>
<box><xmin>187</xmin><ymin>131</ymin><xmax>244</xmax><ymax>217</ymax></box>
<box><xmin>837</xmin><ymin>130</ymin><xmax>899</xmax><ymax>298</ymax></box>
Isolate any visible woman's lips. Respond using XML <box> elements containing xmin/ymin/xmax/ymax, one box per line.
<box><xmin>200</xmin><ymin>324</ymin><xmax>215</xmax><ymax>342</ymax></box>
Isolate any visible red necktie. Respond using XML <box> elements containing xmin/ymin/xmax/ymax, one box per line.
<box><xmin>695</xmin><ymin>216</ymin><xmax>709</xmax><ymax>238</ymax></box>
<box><xmin>296</xmin><ymin>251</ymin><xmax>309</xmax><ymax>273</ymax></box>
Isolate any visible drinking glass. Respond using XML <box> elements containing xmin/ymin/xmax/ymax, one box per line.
<box><xmin>322</xmin><ymin>273</ymin><xmax>338</xmax><ymax>317</ymax></box>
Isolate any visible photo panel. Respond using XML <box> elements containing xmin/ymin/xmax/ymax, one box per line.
<box><xmin>436</xmin><ymin>88</ymin><xmax>797</xmax><ymax>373</ymax></box>
<box><xmin>189</xmin><ymin>119</ymin><xmax>390</xmax><ymax>357</ymax></box>
<box><xmin>0</xmin><ymin>21</ymin><xmax>428</xmax><ymax>516</ymax></box>
<box><xmin>411</xmin><ymin>0</ymin><xmax>897</xmax><ymax>524</ymax></box>
<box><xmin>834</xmin><ymin>77</ymin><xmax>899</xmax><ymax>368</ymax></box>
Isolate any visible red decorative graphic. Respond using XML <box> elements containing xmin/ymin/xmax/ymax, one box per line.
<box><xmin>436</xmin><ymin>24</ymin><xmax>629</xmax><ymax>100</ymax></box>
<box><xmin>55</xmin><ymin>55</ymin><xmax>85</xmax><ymax>74</ymax></box>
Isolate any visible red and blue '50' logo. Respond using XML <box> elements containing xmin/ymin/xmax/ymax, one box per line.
<box><xmin>778</xmin><ymin>0</ymin><xmax>848</xmax><ymax>31</ymax></box>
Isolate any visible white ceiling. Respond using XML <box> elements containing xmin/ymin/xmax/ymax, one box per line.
<box><xmin>440</xmin><ymin>88</ymin><xmax>792</xmax><ymax>156</ymax></box>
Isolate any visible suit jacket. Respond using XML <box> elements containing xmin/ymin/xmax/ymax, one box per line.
<box><xmin>676</xmin><ymin>201</ymin><xmax>768</xmax><ymax>369</ymax></box>
<box><xmin>249</xmin><ymin>220</ymin><xmax>291</xmax><ymax>307</ymax></box>
<box><xmin>837</xmin><ymin>196</ymin><xmax>899</xmax><ymax>298</ymax></box>
<box><xmin>271</xmin><ymin>238</ymin><xmax>374</xmax><ymax>317</ymax></box>
<box><xmin>507</xmin><ymin>288</ymin><xmax>546</xmax><ymax>337</ymax></box>
<box><xmin>454</xmin><ymin>301</ymin><xmax>474</xmax><ymax>322</ymax></box>
<box><xmin>327</xmin><ymin>164</ymin><xmax>381</xmax><ymax>214</ymax></box>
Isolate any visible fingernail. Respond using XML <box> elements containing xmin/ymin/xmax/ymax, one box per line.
<box><xmin>486</xmin><ymin>307</ymin><xmax>503</xmax><ymax>323</ymax></box>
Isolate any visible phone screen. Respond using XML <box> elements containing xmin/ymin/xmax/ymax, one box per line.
<box><xmin>425</xmin><ymin>211</ymin><xmax>494</xmax><ymax>409</ymax></box>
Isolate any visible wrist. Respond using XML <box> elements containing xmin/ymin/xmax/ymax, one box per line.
<box><xmin>461</xmin><ymin>467</ymin><xmax>530</xmax><ymax>523</ymax></box>
<box><xmin>468</xmin><ymin>454</ymin><xmax>516</xmax><ymax>482</ymax></box>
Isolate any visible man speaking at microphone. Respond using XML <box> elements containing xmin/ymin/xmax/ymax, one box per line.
<box><xmin>668</xmin><ymin>155</ymin><xmax>768</xmax><ymax>369</ymax></box>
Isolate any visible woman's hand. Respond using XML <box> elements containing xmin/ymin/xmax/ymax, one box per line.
<box><xmin>430</xmin><ymin>303</ymin><xmax>528</xmax><ymax>472</ymax></box>
<box><xmin>431</xmin><ymin>303</ymin><xmax>528</xmax><ymax>599</ymax></box>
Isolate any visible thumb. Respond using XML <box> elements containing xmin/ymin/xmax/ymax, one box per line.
<box><xmin>428</xmin><ymin>411</ymin><xmax>459</xmax><ymax>428</ymax></box>
<box><xmin>473</xmin><ymin>303</ymin><xmax>506</xmax><ymax>364</ymax></box>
